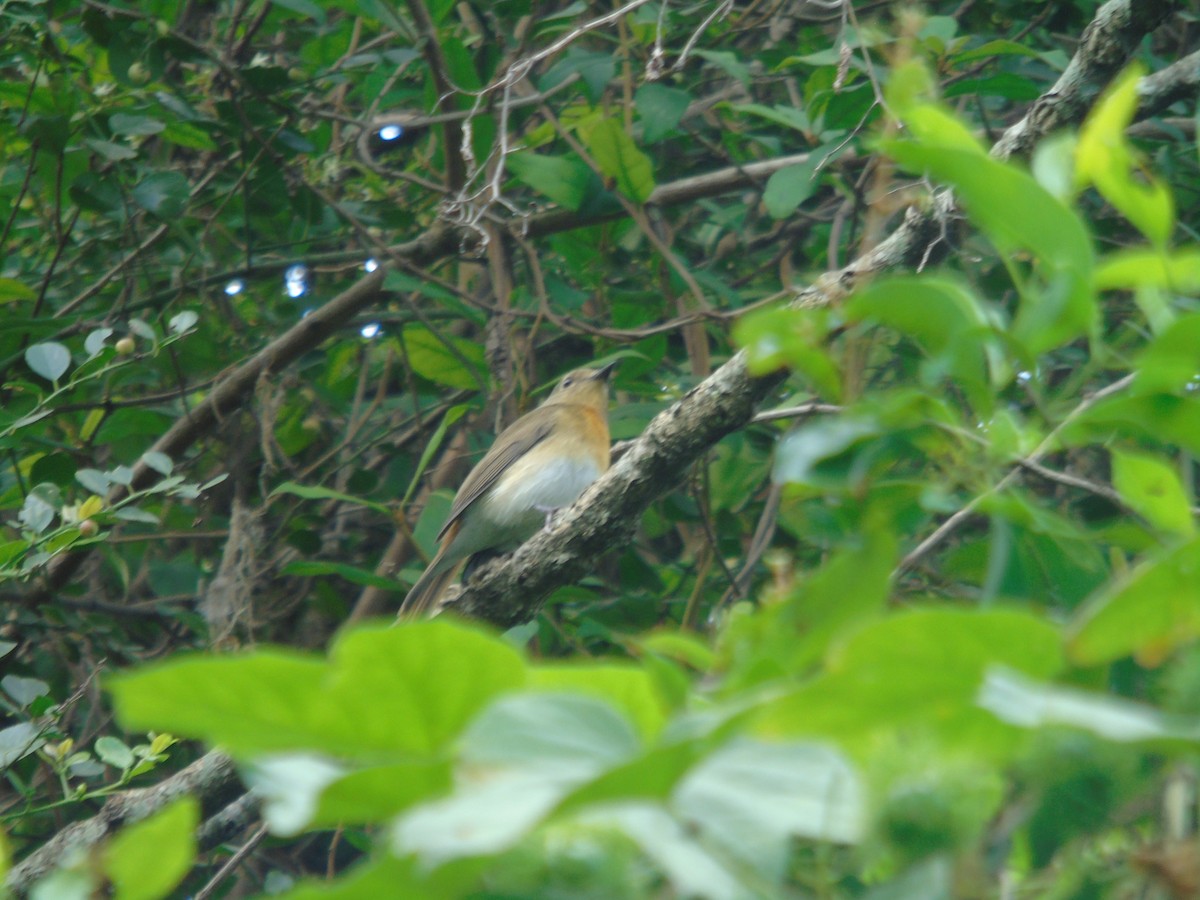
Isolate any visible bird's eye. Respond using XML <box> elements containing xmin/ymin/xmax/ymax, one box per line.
<box><xmin>561</xmin><ymin>377</ymin><xmax>573</xmax><ymax>388</ymax></box>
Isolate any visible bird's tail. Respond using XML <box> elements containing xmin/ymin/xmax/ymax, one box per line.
<box><xmin>398</xmin><ymin>550</ymin><xmax>458</xmax><ymax>619</ymax></box>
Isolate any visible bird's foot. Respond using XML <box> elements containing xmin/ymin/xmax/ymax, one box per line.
<box><xmin>534</xmin><ymin>504</ymin><xmax>559</xmax><ymax>531</ymax></box>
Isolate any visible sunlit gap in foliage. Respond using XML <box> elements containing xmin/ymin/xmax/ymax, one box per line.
<box><xmin>223</xmin><ymin>279</ymin><xmax>244</xmax><ymax>296</ymax></box>
<box><xmin>363</xmin><ymin>257</ymin><xmax>378</xmax><ymax>273</ymax></box>
<box><xmin>284</xmin><ymin>264</ymin><xmax>309</xmax><ymax>298</ymax></box>
<box><xmin>378</xmin><ymin>124</ymin><xmax>404</xmax><ymax>142</ymax></box>
<box><xmin>360</xmin><ymin>322</ymin><xmax>382</xmax><ymax>339</ymax></box>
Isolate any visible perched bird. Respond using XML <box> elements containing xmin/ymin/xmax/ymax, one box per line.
<box><xmin>400</xmin><ymin>362</ymin><xmax>616</xmax><ymax>618</ymax></box>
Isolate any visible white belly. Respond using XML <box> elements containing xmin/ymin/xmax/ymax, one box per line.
<box><xmin>484</xmin><ymin>453</ymin><xmax>602</xmax><ymax>527</ymax></box>
<box><xmin>445</xmin><ymin>451</ymin><xmax>604</xmax><ymax>563</ymax></box>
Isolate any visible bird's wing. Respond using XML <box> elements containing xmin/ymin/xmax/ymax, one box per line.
<box><xmin>437</xmin><ymin>410</ymin><xmax>555</xmax><ymax>541</ymax></box>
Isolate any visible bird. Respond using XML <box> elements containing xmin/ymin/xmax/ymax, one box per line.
<box><xmin>399</xmin><ymin>362</ymin><xmax>617</xmax><ymax>618</ymax></box>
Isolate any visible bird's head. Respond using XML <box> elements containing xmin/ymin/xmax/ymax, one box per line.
<box><xmin>547</xmin><ymin>361</ymin><xmax>617</xmax><ymax>408</ymax></box>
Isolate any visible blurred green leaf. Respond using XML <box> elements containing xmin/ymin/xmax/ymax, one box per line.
<box><xmin>883</xmin><ymin>80</ymin><xmax>1094</xmax><ymax>355</ymax></box>
<box><xmin>530</xmin><ymin>664</ymin><xmax>667</xmax><ymax>741</ymax></box>
<box><xmin>757</xmin><ymin>608</ymin><xmax>1063</xmax><ymax>756</ymax></box>
<box><xmin>980</xmin><ymin>666</ymin><xmax>1200</xmax><ymax>741</ymax></box>
<box><xmin>1133</xmin><ymin>313</ymin><xmax>1200</xmax><ymax>395</ymax></box>
<box><xmin>1095</xmin><ymin>248</ymin><xmax>1200</xmax><ymax>293</ymax></box>
<box><xmin>104</xmin><ymin>798</ymin><xmax>197</xmax><ymax>900</ymax></box>
<box><xmin>673</xmin><ymin>739</ymin><xmax>864</xmax><ymax>879</ymax></box>
<box><xmin>1111</xmin><ymin>447</ymin><xmax>1194</xmax><ymax>536</ymax></box>
<box><xmin>112</xmin><ymin>622</ymin><xmax>527</xmax><ymax>758</ymax></box>
<box><xmin>311</xmin><ymin>760</ymin><xmax>452</xmax><ymax>828</ymax></box>
<box><xmin>848</xmin><ymin>275</ymin><xmax>1005</xmax><ymax>411</ymax></box>
<box><xmin>734</xmin><ymin>305</ymin><xmax>841</xmax><ymax>399</ymax></box>
<box><xmin>1067</xmin><ymin>534</ymin><xmax>1200</xmax><ymax>666</ymax></box>
<box><xmin>1076</xmin><ymin>65</ymin><xmax>1174</xmax><ymax>246</ymax></box>
<box><xmin>395</xmin><ymin>693</ymin><xmax>640</xmax><ymax>861</ymax></box>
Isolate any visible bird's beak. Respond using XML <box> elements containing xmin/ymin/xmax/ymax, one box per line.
<box><xmin>594</xmin><ymin>360</ymin><xmax>618</xmax><ymax>381</ymax></box>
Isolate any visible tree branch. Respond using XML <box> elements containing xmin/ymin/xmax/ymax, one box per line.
<box><xmin>990</xmin><ymin>0</ymin><xmax>1178</xmax><ymax>160</ymax></box>
<box><xmin>4</xmin><ymin>751</ymin><xmax>243</xmax><ymax>894</ymax></box>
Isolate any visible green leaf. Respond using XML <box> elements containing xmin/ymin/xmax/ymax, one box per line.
<box><xmin>95</xmin><ymin>735</ymin><xmax>135</xmax><ymax>769</ymax></box>
<box><xmin>0</xmin><ymin>722</ymin><xmax>44</xmax><ymax>767</ymax></box>
<box><xmin>25</xmin><ymin>342</ymin><xmax>71</xmax><ymax>382</ymax></box>
<box><xmin>1066</xmin><ymin>534</ymin><xmax>1200</xmax><ymax>666</ymax></box>
<box><xmin>530</xmin><ymin>664</ymin><xmax>667</xmax><ymax>740</ymax></box>
<box><xmin>160</xmin><ymin>120</ymin><xmax>217</xmax><ymax>151</ymax></box>
<box><xmin>113</xmin><ymin>506</ymin><xmax>160</xmax><ymax>525</ymax></box>
<box><xmin>140</xmin><ymin>451</ymin><xmax>173</xmax><ymax>476</ymax></box>
<box><xmin>635</xmin><ymin>84</ymin><xmax>692</xmax><ymax>143</ymax></box>
<box><xmin>580</xmin><ymin>118</ymin><xmax>655</xmax><ymax>203</ymax></box>
<box><xmin>1111</xmin><ymin>448</ymin><xmax>1194</xmax><ymax>536</ymax></box>
<box><xmin>848</xmin><ymin>275</ymin><xmax>1004</xmax><ymax>411</ymax></box>
<box><xmin>763</xmin><ymin>163</ymin><xmax>818</xmax><ymax>219</ymax></box>
<box><xmin>271</xmin><ymin>481</ymin><xmax>391</xmax><ymax>515</ymax></box>
<box><xmin>401</xmin><ymin>324</ymin><xmax>485</xmax><ymax>390</ymax></box>
<box><xmin>110</xmin><ymin>622</ymin><xmax>527</xmax><ymax>758</ymax></box>
<box><xmin>85</xmin><ymin>137</ymin><xmax>137</xmax><ymax>161</ymax></box>
<box><xmin>673</xmin><ymin>739</ymin><xmax>863</xmax><ymax>879</ymax></box>
<box><xmin>108</xmin><ymin>113</ymin><xmax>165</xmax><ymax>136</ymax></box>
<box><xmin>773</xmin><ymin>416</ymin><xmax>881</xmax><ymax>485</ymax></box>
<box><xmin>282</xmin><ymin>559</ymin><xmax>406</xmax><ymax>591</ymax></box>
<box><xmin>694</xmin><ymin>49</ymin><xmax>750</xmax><ymax>88</ymax></box>
<box><xmin>507</xmin><ymin>152</ymin><xmax>593</xmax><ymax>211</ymax></box>
<box><xmin>979</xmin><ymin>666</ymin><xmax>1200</xmax><ymax>742</ymax></box>
<box><xmin>1095</xmin><ymin>248</ymin><xmax>1200</xmax><ymax>293</ymax></box>
<box><xmin>733</xmin><ymin>304</ymin><xmax>841</xmax><ymax>400</ymax></box>
<box><xmin>1076</xmin><ymin>64</ymin><xmax>1174</xmax><ymax>246</ymax></box>
<box><xmin>460</xmin><ymin>693</ymin><xmax>640</xmax><ymax>772</ymax></box>
<box><xmin>0</xmin><ymin>277</ymin><xmax>36</xmax><ymax>303</ymax></box>
<box><xmin>270</xmin><ymin>0</ymin><xmax>326</xmax><ymax>23</ymax></box>
<box><xmin>109</xmin><ymin>650</ymin><xmax>330</xmax><ymax>755</ymax></box>
<box><xmin>1133</xmin><ymin>313</ymin><xmax>1200</xmax><ymax>395</ymax></box>
<box><xmin>104</xmin><ymin>798</ymin><xmax>197</xmax><ymax>900</ymax></box>
<box><xmin>757</xmin><ymin>608</ymin><xmax>1063</xmax><ymax>757</ymax></box>
<box><xmin>402</xmin><ymin>404</ymin><xmax>469</xmax><ymax>505</ymax></box>
<box><xmin>310</xmin><ymin>760</ymin><xmax>452</xmax><ymax>828</ymax></box>
<box><xmin>575</xmin><ymin>802</ymin><xmax>746</xmax><ymax>900</ymax></box>
<box><xmin>2</xmin><ymin>675</ymin><xmax>49</xmax><ymax>707</ymax></box>
<box><xmin>131</xmin><ymin>172</ymin><xmax>190</xmax><ymax>218</ymax></box>
<box><xmin>278</xmin><ymin>855</ymin><xmax>445</xmax><ymax>900</ymax></box>
<box><xmin>862</xmin><ymin>858</ymin><xmax>954</xmax><ymax>900</ymax></box>
<box><xmin>732</xmin><ymin>102</ymin><xmax>811</xmax><ymax>133</ymax></box>
<box><xmin>882</xmin><ymin>86</ymin><xmax>1094</xmax><ymax>355</ymax></box>
<box><xmin>541</xmin><ymin>49</ymin><xmax>614</xmax><ymax>102</ymax></box>
<box><xmin>394</xmin><ymin>693</ymin><xmax>640</xmax><ymax>861</ymax></box>
<box><xmin>1063</xmin><ymin>393</ymin><xmax>1200</xmax><ymax>456</ymax></box>
<box><xmin>168</xmin><ymin>310</ymin><xmax>199</xmax><ymax>334</ymax></box>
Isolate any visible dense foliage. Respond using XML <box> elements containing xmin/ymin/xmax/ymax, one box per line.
<box><xmin>3</xmin><ymin>0</ymin><xmax>1200</xmax><ymax>897</ymax></box>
